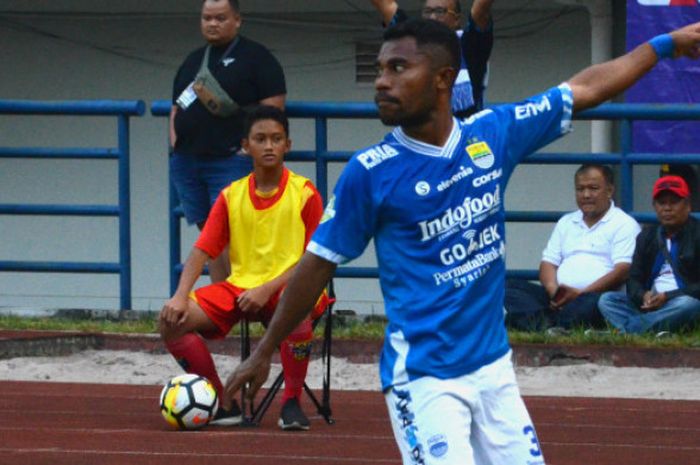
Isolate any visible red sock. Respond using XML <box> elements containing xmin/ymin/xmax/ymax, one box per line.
<box><xmin>165</xmin><ymin>332</ymin><xmax>224</xmax><ymax>398</ymax></box>
<box><xmin>279</xmin><ymin>319</ymin><xmax>313</xmax><ymax>402</ymax></box>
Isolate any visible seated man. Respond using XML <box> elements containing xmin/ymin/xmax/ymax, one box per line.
<box><xmin>598</xmin><ymin>176</ymin><xmax>700</xmax><ymax>334</ymax></box>
<box><xmin>505</xmin><ymin>164</ymin><xmax>640</xmax><ymax>331</ymax></box>
<box><xmin>159</xmin><ymin>105</ymin><xmax>329</xmax><ymax>430</ymax></box>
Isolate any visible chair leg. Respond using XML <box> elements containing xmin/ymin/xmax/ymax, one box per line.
<box><xmin>239</xmin><ymin>302</ymin><xmax>336</xmax><ymax>426</ymax></box>
<box><xmin>238</xmin><ymin>318</ymin><xmax>257</xmax><ymax>427</ymax></box>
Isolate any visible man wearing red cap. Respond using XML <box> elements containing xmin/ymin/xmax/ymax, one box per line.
<box><xmin>598</xmin><ymin>175</ymin><xmax>700</xmax><ymax>335</ymax></box>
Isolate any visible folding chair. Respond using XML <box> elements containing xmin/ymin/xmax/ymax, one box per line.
<box><xmin>239</xmin><ymin>281</ymin><xmax>336</xmax><ymax>426</ymax></box>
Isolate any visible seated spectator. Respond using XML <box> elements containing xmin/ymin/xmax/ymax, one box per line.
<box><xmin>505</xmin><ymin>164</ymin><xmax>641</xmax><ymax>331</ymax></box>
<box><xmin>159</xmin><ymin>106</ymin><xmax>329</xmax><ymax>430</ymax></box>
<box><xmin>598</xmin><ymin>175</ymin><xmax>700</xmax><ymax>335</ymax></box>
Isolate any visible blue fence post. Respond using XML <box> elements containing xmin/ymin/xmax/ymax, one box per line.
<box><xmin>117</xmin><ymin>115</ymin><xmax>132</xmax><ymax>310</ymax></box>
<box><xmin>315</xmin><ymin>117</ymin><xmax>329</xmax><ymax>201</ymax></box>
<box><xmin>620</xmin><ymin>119</ymin><xmax>634</xmax><ymax>212</ymax></box>
<box><xmin>169</xmin><ymin>176</ymin><xmax>182</xmax><ymax>296</ymax></box>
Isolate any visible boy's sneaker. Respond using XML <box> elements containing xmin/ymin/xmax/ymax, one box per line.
<box><xmin>210</xmin><ymin>400</ymin><xmax>242</xmax><ymax>426</ymax></box>
<box><xmin>278</xmin><ymin>398</ymin><xmax>310</xmax><ymax>431</ymax></box>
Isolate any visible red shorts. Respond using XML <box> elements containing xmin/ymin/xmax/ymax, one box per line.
<box><xmin>191</xmin><ymin>281</ymin><xmax>330</xmax><ymax>339</ymax></box>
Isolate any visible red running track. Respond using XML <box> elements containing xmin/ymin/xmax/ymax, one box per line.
<box><xmin>1</xmin><ymin>380</ymin><xmax>699</xmax><ymax>465</ymax></box>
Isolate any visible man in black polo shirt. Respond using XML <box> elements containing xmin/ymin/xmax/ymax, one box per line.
<box><xmin>170</xmin><ymin>0</ymin><xmax>286</xmax><ymax>282</ymax></box>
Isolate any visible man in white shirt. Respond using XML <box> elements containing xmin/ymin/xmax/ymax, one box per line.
<box><xmin>505</xmin><ymin>164</ymin><xmax>641</xmax><ymax>331</ymax></box>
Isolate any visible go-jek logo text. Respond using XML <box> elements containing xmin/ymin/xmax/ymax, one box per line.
<box><xmin>417</xmin><ymin>185</ymin><xmax>501</xmax><ymax>241</ymax></box>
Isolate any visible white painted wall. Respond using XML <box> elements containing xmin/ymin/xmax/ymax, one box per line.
<box><xmin>0</xmin><ymin>1</ymin><xmax>632</xmax><ymax>314</ymax></box>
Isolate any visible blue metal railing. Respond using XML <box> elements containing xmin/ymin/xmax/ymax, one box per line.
<box><xmin>0</xmin><ymin>99</ymin><xmax>146</xmax><ymax>309</ymax></box>
<box><xmin>151</xmin><ymin>100</ymin><xmax>700</xmax><ymax>289</ymax></box>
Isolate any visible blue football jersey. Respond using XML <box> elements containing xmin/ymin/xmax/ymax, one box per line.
<box><xmin>309</xmin><ymin>84</ymin><xmax>574</xmax><ymax>390</ymax></box>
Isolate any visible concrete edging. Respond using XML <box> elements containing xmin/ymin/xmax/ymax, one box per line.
<box><xmin>1</xmin><ymin>330</ymin><xmax>700</xmax><ymax>368</ymax></box>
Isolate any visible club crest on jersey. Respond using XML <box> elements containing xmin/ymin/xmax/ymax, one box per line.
<box><xmin>466</xmin><ymin>140</ymin><xmax>494</xmax><ymax>169</ymax></box>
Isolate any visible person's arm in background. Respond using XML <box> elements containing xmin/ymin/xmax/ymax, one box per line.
<box><xmin>463</xmin><ymin>0</ymin><xmax>494</xmax><ymax>110</ymax></box>
<box><xmin>568</xmin><ymin>22</ymin><xmax>700</xmax><ymax>112</ymax></box>
<box><xmin>581</xmin><ymin>263</ymin><xmax>631</xmax><ymax>295</ymax></box>
<box><xmin>259</xmin><ymin>95</ymin><xmax>285</xmax><ymax>110</ymax></box>
<box><xmin>369</xmin><ymin>0</ymin><xmax>399</xmax><ymax>26</ymax></box>
<box><xmin>470</xmin><ymin>0</ymin><xmax>494</xmax><ymax>30</ymax></box>
<box><xmin>169</xmin><ymin>105</ymin><xmax>178</xmax><ymax>150</ymax></box>
<box><xmin>539</xmin><ymin>261</ymin><xmax>559</xmax><ymax>300</ymax></box>
<box><xmin>224</xmin><ymin>253</ymin><xmax>337</xmax><ymax>401</ymax></box>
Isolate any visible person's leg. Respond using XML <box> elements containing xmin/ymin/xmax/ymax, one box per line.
<box><xmin>504</xmin><ymin>279</ymin><xmax>549</xmax><ymax>331</ymax></box>
<box><xmin>159</xmin><ymin>297</ymin><xmax>225</xmax><ymax>398</ymax></box>
<box><xmin>556</xmin><ymin>292</ymin><xmax>604</xmax><ymax>329</ymax></box>
<box><xmin>160</xmin><ymin>283</ymin><xmax>242</xmax><ymax>407</ymax></box>
<box><xmin>469</xmin><ymin>352</ymin><xmax>546</xmax><ymax>465</ymax></box>
<box><xmin>639</xmin><ymin>295</ymin><xmax>700</xmax><ymax>333</ymax></box>
<box><xmin>169</xmin><ymin>152</ymin><xmax>211</xmax><ymax>226</ymax></box>
<box><xmin>385</xmin><ymin>377</ymin><xmax>475</xmax><ymax>465</ymax></box>
<box><xmin>278</xmin><ymin>293</ymin><xmax>331</xmax><ymax>404</ymax></box>
<box><xmin>276</xmin><ymin>318</ymin><xmax>314</xmax><ymax>430</ymax></box>
<box><xmin>279</xmin><ymin>318</ymin><xmax>314</xmax><ymax>403</ymax></box>
<box><xmin>597</xmin><ymin>292</ymin><xmax>644</xmax><ymax>333</ymax></box>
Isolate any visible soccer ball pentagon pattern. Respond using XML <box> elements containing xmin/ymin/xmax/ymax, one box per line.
<box><xmin>160</xmin><ymin>374</ymin><xmax>219</xmax><ymax>430</ymax></box>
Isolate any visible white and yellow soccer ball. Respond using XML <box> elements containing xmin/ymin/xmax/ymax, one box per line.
<box><xmin>159</xmin><ymin>374</ymin><xmax>219</xmax><ymax>430</ymax></box>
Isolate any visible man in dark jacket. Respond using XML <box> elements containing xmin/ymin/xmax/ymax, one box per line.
<box><xmin>598</xmin><ymin>175</ymin><xmax>700</xmax><ymax>334</ymax></box>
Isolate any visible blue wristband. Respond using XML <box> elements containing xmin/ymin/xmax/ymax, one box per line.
<box><xmin>649</xmin><ymin>34</ymin><xmax>675</xmax><ymax>59</ymax></box>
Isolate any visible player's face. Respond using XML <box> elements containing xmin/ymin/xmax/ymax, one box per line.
<box><xmin>653</xmin><ymin>191</ymin><xmax>691</xmax><ymax>232</ymax></box>
<box><xmin>421</xmin><ymin>0</ymin><xmax>461</xmax><ymax>30</ymax></box>
<box><xmin>200</xmin><ymin>0</ymin><xmax>241</xmax><ymax>46</ymax></box>
<box><xmin>574</xmin><ymin>168</ymin><xmax>613</xmax><ymax>223</ymax></box>
<box><xmin>242</xmin><ymin>119</ymin><xmax>291</xmax><ymax>169</ymax></box>
<box><xmin>374</xmin><ymin>37</ymin><xmax>438</xmax><ymax>128</ymax></box>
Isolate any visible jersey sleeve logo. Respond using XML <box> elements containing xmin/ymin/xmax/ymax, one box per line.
<box><xmin>320</xmin><ymin>195</ymin><xmax>336</xmax><ymax>224</ymax></box>
<box><xmin>357</xmin><ymin>144</ymin><xmax>399</xmax><ymax>170</ymax></box>
<box><xmin>465</xmin><ymin>140</ymin><xmax>494</xmax><ymax>169</ymax></box>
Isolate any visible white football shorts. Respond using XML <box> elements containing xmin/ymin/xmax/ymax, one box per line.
<box><xmin>384</xmin><ymin>350</ymin><xmax>546</xmax><ymax>465</ymax></box>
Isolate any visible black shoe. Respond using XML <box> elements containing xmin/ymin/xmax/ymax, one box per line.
<box><xmin>209</xmin><ymin>400</ymin><xmax>242</xmax><ymax>426</ymax></box>
<box><xmin>278</xmin><ymin>398</ymin><xmax>310</xmax><ymax>431</ymax></box>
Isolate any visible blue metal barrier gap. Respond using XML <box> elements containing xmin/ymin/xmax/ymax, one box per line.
<box><xmin>0</xmin><ymin>99</ymin><xmax>145</xmax><ymax>310</ymax></box>
<box><xmin>151</xmin><ymin>100</ymin><xmax>700</xmax><ymax>290</ymax></box>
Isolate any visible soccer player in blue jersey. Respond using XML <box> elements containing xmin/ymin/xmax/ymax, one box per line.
<box><xmin>225</xmin><ymin>18</ymin><xmax>700</xmax><ymax>465</ymax></box>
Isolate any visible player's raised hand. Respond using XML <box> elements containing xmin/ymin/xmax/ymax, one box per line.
<box><xmin>670</xmin><ymin>21</ymin><xmax>700</xmax><ymax>59</ymax></box>
<box><xmin>224</xmin><ymin>351</ymin><xmax>271</xmax><ymax>402</ymax></box>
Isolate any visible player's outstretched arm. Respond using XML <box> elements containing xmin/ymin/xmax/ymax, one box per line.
<box><xmin>470</xmin><ymin>0</ymin><xmax>494</xmax><ymax>31</ymax></box>
<box><xmin>224</xmin><ymin>252</ymin><xmax>337</xmax><ymax>402</ymax></box>
<box><xmin>568</xmin><ymin>21</ymin><xmax>700</xmax><ymax>113</ymax></box>
<box><xmin>369</xmin><ymin>0</ymin><xmax>399</xmax><ymax>26</ymax></box>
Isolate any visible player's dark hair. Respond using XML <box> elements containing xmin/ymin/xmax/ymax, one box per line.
<box><xmin>202</xmin><ymin>0</ymin><xmax>240</xmax><ymax>13</ymax></box>
<box><xmin>422</xmin><ymin>0</ymin><xmax>461</xmax><ymax>14</ymax></box>
<box><xmin>383</xmin><ymin>18</ymin><xmax>460</xmax><ymax>70</ymax></box>
<box><xmin>244</xmin><ymin>105</ymin><xmax>289</xmax><ymax>137</ymax></box>
<box><xmin>575</xmin><ymin>164</ymin><xmax>615</xmax><ymax>186</ymax></box>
